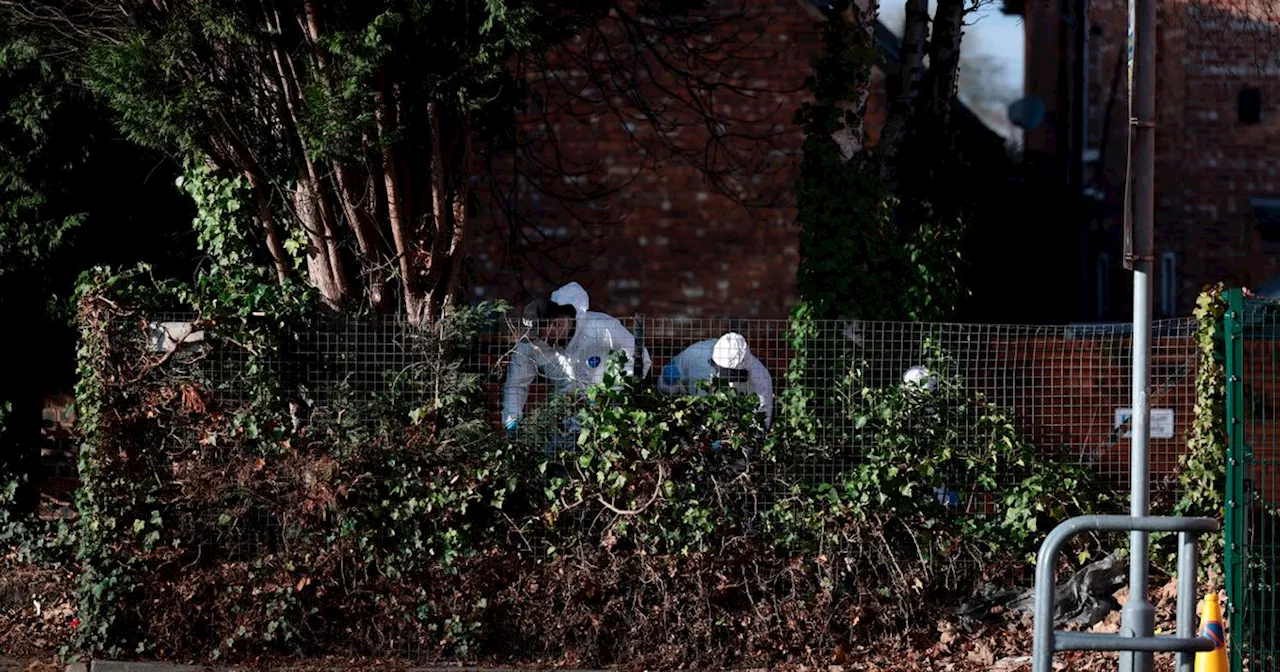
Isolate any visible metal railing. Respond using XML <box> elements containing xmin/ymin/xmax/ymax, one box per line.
<box><xmin>1032</xmin><ymin>515</ymin><xmax>1219</xmax><ymax>672</ymax></box>
<box><xmin>1224</xmin><ymin>289</ymin><xmax>1280</xmax><ymax>672</ymax></box>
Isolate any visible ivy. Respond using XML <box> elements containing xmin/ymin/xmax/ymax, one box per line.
<box><xmin>830</xmin><ymin>338</ymin><xmax>1106</xmax><ymax>553</ymax></box>
<box><xmin>175</xmin><ymin>159</ymin><xmax>315</xmax><ymax>320</ymax></box>
<box><xmin>776</xmin><ymin>301</ymin><xmax>819</xmax><ymax>446</ymax></box>
<box><xmin>65</xmin><ymin>238</ymin><xmax>1113</xmax><ymax>668</ymax></box>
<box><xmin>66</xmin><ymin>282</ymin><xmax>1112</xmax><ymax>665</ymax></box>
<box><xmin>68</xmin><ymin>154</ymin><xmax>320</xmax><ymax>656</ymax></box>
<box><xmin>1162</xmin><ymin>284</ymin><xmax>1227</xmax><ymax>584</ymax></box>
<box><xmin>793</xmin><ymin>0</ymin><xmax>969</xmax><ymax>322</ymax></box>
<box><xmin>541</xmin><ymin>352</ymin><xmax>769</xmax><ymax>556</ymax></box>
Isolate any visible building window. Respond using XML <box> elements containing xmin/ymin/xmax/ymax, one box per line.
<box><xmin>1096</xmin><ymin>252</ymin><xmax>1111</xmax><ymax>319</ymax></box>
<box><xmin>1161</xmin><ymin>252</ymin><xmax>1177</xmax><ymax>317</ymax></box>
<box><xmin>1239</xmin><ymin>87</ymin><xmax>1262</xmax><ymax>124</ymax></box>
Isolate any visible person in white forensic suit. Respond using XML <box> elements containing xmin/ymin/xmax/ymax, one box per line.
<box><xmin>657</xmin><ymin>332</ymin><xmax>773</xmax><ymax>429</ymax></box>
<box><xmin>501</xmin><ymin>281</ymin><xmax>652</xmax><ymax>437</ymax></box>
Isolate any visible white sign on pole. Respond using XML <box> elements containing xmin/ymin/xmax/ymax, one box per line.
<box><xmin>1114</xmin><ymin>408</ymin><xmax>1175</xmax><ymax>439</ymax></box>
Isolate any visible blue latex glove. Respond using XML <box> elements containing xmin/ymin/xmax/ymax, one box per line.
<box><xmin>504</xmin><ymin>419</ymin><xmax>518</xmax><ymax>437</ymax></box>
<box><xmin>710</xmin><ymin>440</ymin><xmax>723</xmax><ymax>453</ymax></box>
<box><xmin>934</xmin><ymin>485</ymin><xmax>961</xmax><ymax>509</ymax></box>
<box><xmin>661</xmin><ymin>363</ymin><xmax>682</xmax><ymax>388</ymax></box>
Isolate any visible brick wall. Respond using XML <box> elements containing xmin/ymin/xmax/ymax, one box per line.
<box><xmin>1165</xmin><ymin>0</ymin><xmax>1280</xmax><ymax>300</ymax></box>
<box><xmin>1024</xmin><ymin>0</ymin><xmax>1280</xmax><ymax>317</ymax></box>
<box><xmin>463</xmin><ymin>0</ymin><xmax>890</xmax><ymax>319</ymax></box>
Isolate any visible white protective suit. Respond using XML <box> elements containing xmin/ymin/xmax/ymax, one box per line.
<box><xmin>902</xmin><ymin>364</ymin><xmax>937</xmax><ymax>391</ymax></box>
<box><xmin>501</xmin><ymin>282</ymin><xmax>653</xmax><ymax>427</ymax></box>
<box><xmin>657</xmin><ymin>333</ymin><xmax>773</xmax><ymax>428</ymax></box>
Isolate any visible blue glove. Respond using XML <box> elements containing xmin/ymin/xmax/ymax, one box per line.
<box><xmin>710</xmin><ymin>440</ymin><xmax>723</xmax><ymax>453</ymax></box>
<box><xmin>504</xmin><ymin>419</ymin><xmax>518</xmax><ymax>437</ymax></box>
<box><xmin>934</xmin><ymin>485</ymin><xmax>960</xmax><ymax>509</ymax></box>
<box><xmin>661</xmin><ymin>363</ymin><xmax>681</xmax><ymax>389</ymax></box>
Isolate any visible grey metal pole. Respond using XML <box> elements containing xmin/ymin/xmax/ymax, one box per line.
<box><xmin>1118</xmin><ymin>0</ymin><xmax>1157</xmax><ymax>663</ymax></box>
<box><xmin>1175</xmin><ymin>532</ymin><xmax>1198</xmax><ymax>672</ymax></box>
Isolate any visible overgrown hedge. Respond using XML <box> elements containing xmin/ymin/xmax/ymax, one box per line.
<box><xmin>60</xmin><ymin>266</ymin><xmax>1122</xmax><ymax>669</ymax></box>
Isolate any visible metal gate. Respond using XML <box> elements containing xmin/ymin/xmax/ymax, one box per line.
<box><xmin>1225</xmin><ymin>288</ymin><xmax>1280</xmax><ymax>672</ymax></box>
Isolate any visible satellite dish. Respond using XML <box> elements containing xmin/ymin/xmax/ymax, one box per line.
<box><xmin>1008</xmin><ymin>96</ymin><xmax>1046</xmax><ymax>130</ymax></box>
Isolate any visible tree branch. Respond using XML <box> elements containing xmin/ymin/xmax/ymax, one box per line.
<box><xmin>375</xmin><ymin>77</ymin><xmax>420</xmax><ymax>319</ymax></box>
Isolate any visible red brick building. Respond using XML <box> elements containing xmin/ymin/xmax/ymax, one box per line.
<box><xmin>1012</xmin><ymin>0</ymin><xmax>1280</xmax><ymax>320</ymax></box>
<box><xmin>462</xmin><ymin>0</ymin><xmax>1009</xmax><ymax>319</ymax></box>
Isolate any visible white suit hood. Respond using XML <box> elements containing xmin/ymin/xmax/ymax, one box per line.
<box><xmin>502</xmin><ymin>306</ymin><xmax>652</xmax><ymax>426</ymax></box>
<box><xmin>550</xmin><ymin>282</ymin><xmax>589</xmax><ymax>314</ymax></box>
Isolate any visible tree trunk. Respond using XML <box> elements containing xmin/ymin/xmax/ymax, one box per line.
<box><xmin>307</xmin><ymin>161</ymin><xmax>352</xmax><ymax>300</ymax></box>
<box><xmin>898</xmin><ymin>0</ymin><xmax>966</xmax><ymax>195</ymax></box>
<box><xmin>276</xmin><ymin>41</ymin><xmax>352</xmax><ymax>301</ymax></box>
<box><xmin>830</xmin><ymin>1</ymin><xmax>878</xmax><ymax>160</ymax></box>
<box><xmin>247</xmin><ymin>170</ymin><xmax>291</xmax><ymax>285</ymax></box>
<box><xmin>376</xmin><ymin>79</ymin><xmax>424</xmax><ymax>321</ymax></box>
<box><xmin>925</xmin><ymin>0</ymin><xmax>966</xmax><ymax>130</ymax></box>
<box><xmin>441</xmin><ymin>114</ymin><xmax>474</xmax><ymax>313</ymax></box>
<box><xmin>262</xmin><ymin>2</ymin><xmax>351</xmax><ymax>305</ymax></box>
<box><xmin>293</xmin><ymin>176</ymin><xmax>343</xmax><ymax>305</ymax></box>
<box><xmin>877</xmin><ymin>0</ymin><xmax>928</xmax><ymax>181</ymax></box>
<box><xmin>224</xmin><ymin>136</ymin><xmax>291</xmax><ymax>285</ymax></box>
<box><xmin>333</xmin><ymin>162</ymin><xmax>389</xmax><ymax>310</ymax></box>
<box><xmin>423</xmin><ymin>101</ymin><xmax>451</xmax><ymax>322</ymax></box>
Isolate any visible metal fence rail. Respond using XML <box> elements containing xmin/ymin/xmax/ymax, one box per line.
<box><xmin>1225</xmin><ymin>289</ymin><xmax>1280</xmax><ymax>672</ymax></box>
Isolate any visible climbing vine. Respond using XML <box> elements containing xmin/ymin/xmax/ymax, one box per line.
<box><xmin>1166</xmin><ymin>285</ymin><xmax>1227</xmax><ymax>582</ymax></box>
<box><xmin>68</xmin><ymin>281</ymin><xmax>1109</xmax><ymax>667</ymax></box>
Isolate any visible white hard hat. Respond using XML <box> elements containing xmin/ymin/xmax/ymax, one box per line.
<box><xmin>550</xmin><ymin>281</ymin><xmax>589</xmax><ymax>314</ymax></box>
<box><xmin>903</xmin><ymin>364</ymin><xmax>937</xmax><ymax>391</ymax></box>
<box><xmin>712</xmin><ymin>333</ymin><xmax>751</xmax><ymax>370</ymax></box>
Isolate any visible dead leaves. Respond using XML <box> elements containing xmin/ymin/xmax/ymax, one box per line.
<box><xmin>966</xmin><ymin>641</ymin><xmax>997</xmax><ymax>666</ymax></box>
<box><xmin>938</xmin><ymin>618</ymin><xmax>960</xmax><ymax>647</ymax></box>
<box><xmin>0</xmin><ymin>553</ymin><xmax>76</xmax><ymax>658</ymax></box>
<box><xmin>180</xmin><ymin>383</ymin><xmax>207</xmax><ymax>415</ymax></box>
<box><xmin>1089</xmin><ymin>608</ymin><xmax>1121</xmax><ymax>634</ymax></box>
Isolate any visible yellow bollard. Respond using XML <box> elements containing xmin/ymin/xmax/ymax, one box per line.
<box><xmin>1194</xmin><ymin>592</ymin><xmax>1227</xmax><ymax>672</ymax></box>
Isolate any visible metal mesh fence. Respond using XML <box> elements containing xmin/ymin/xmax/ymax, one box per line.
<box><xmin>106</xmin><ymin>309</ymin><xmax>1209</xmax><ymax>660</ymax></box>
<box><xmin>146</xmin><ymin>311</ymin><xmax>1199</xmax><ymax>497</ymax></box>
<box><xmin>1226</xmin><ymin>292</ymin><xmax>1280</xmax><ymax>672</ymax></box>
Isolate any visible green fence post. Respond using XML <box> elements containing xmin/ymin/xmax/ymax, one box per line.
<box><xmin>1224</xmin><ymin>287</ymin><xmax>1245</xmax><ymax>672</ymax></box>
